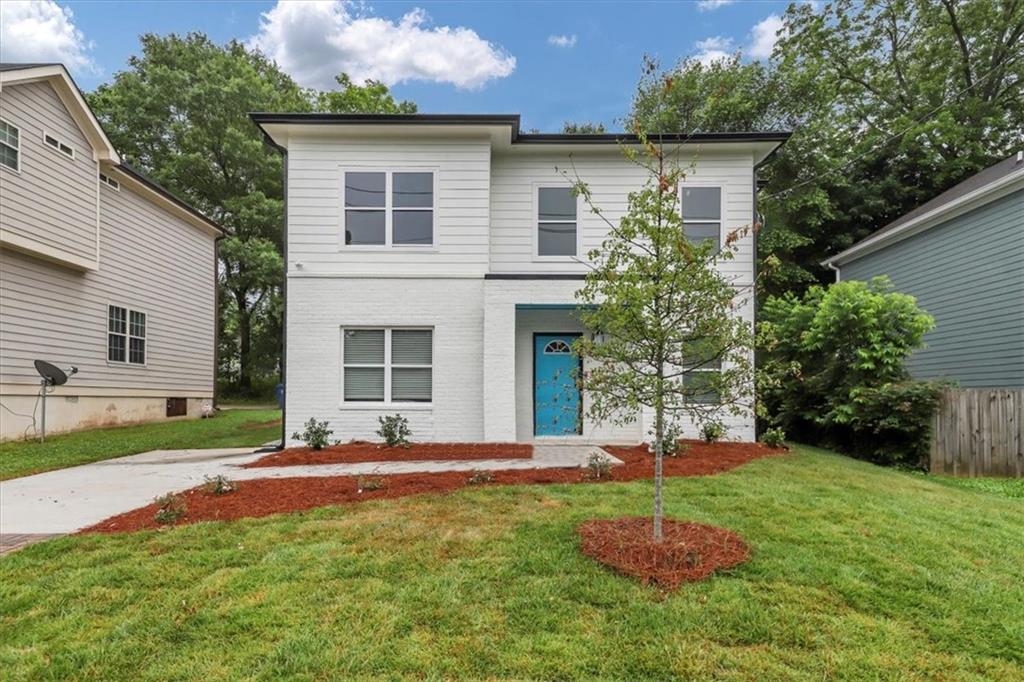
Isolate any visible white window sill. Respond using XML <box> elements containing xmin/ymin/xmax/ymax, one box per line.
<box><xmin>338</xmin><ymin>402</ymin><xmax>433</xmax><ymax>411</ymax></box>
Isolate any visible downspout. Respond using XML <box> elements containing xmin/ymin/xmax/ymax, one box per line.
<box><xmin>213</xmin><ymin>234</ymin><xmax>223</xmax><ymax>409</ymax></box>
<box><xmin>279</xmin><ymin>147</ymin><xmax>288</xmax><ymax>450</ymax></box>
<box><xmin>826</xmin><ymin>261</ymin><xmax>841</xmax><ymax>282</ymax></box>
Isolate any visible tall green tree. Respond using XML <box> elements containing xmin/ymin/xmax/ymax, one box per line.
<box><xmin>630</xmin><ymin>0</ymin><xmax>1024</xmax><ymax>297</ymax></box>
<box><xmin>569</xmin><ymin>132</ymin><xmax>754</xmax><ymax>541</ymax></box>
<box><xmin>88</xmin><ymin>33</ymin><xmax>416</xmax><ymax>394</ymax></box>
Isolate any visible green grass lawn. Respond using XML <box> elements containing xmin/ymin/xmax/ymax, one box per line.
<box><xmin>1</xmin><ymin>446</ymin><xmax>1022</xmax><ymax>680</ymax></box>
<box><xmin>0</xmin><ymin>409</ymin><xmax>281</xmax><ymax>481</ymax></box>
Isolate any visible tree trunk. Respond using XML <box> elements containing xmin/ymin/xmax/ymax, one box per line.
<box><xmin>234</xmin><ymin>289</ymin><xmax>253</xmax><ymax>393</ymax></box>
<box><xmin>653</xmin><ymin>401</ymin><xmax>664</xmax><ymax>541</ymax></box>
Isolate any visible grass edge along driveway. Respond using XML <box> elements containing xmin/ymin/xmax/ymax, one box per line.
<box><xmin>1</xmin><ymin>445</ymin><xmax>1021</xmax><ymax>680</ymax></box>
<box><xmin>0</xmin><ymin>409</ymin><xmax>281</xmax><ymax>480</ymax></box>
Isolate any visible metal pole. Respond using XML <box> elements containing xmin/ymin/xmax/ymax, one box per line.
<box><xmin>40</xmin><ymin>381</ymin><xmax>47</xmax><ymax>443</ymax></box>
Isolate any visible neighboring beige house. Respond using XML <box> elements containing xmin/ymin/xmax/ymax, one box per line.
<box><xmin>0</xmin><ymin>63</ymin><xmax>221</xmax><ymax>441</ymax></box>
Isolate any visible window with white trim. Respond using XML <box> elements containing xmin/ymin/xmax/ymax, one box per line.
<box><xmin>682</xmin><ymin>357</ymin><xmax>721</xmax><ymax>404</ymax></box>
<box><xmin>99</xmin><ymin>172</ymin><xmax>120</xmax><ymax>190</ymax></box>
<box><xmin>537</xmin><ymin>186</ymin><xmax>577</xmax><ymax>256</ymax></box>
<box><xmin>680</xmin><ymin>186</ymin><xmax>721</xmax><ymax>249</ymax></box>
<box><xmin>343</xmin><ymin>171</ymin><xmax>434</xmax><ymax>246</ymax></box>
<box><xmin>108</xmin><ymin>305</ymin><xmax>146</xmax><ymax>365</ymax></box>
<box><xmin>43</xmin><ymin>132</ymin><xmax>74</xmax><ymax>158</ymax></box>
<box><xmin>343</xmin><ymin>328</ymin><xmax>432</xmax><ymax>402</ymax></box>
<box><xmin>0</xmin><ymin>119</ymin><xmax>19</xmax><ymax>171</ymax></box>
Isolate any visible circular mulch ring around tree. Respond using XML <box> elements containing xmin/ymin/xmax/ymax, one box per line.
<box><xmin>577</xmin><ymin>517</ymin><xmax>751</xmax><ymax>590</ymax></box>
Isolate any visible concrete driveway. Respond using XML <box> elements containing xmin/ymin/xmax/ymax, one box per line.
<box><xmin>0</xmin><ymin>444</ymin><xmax>617</xmax><ymax>537</ymax></box>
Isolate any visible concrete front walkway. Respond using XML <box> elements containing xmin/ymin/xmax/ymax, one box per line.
<box><xmin>0</xmin><ymin>444</ymin><xmax>618</xmax><ymax>537</ymax></box>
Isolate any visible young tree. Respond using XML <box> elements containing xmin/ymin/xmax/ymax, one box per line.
<box><xmin>567</xmin><ymin>131</ymin><xmax>755</xmax><ymax>541</ymax></box>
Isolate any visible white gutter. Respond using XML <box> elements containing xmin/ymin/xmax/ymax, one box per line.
<box><xmin>822</xmin><ymin>164</ymin><xmax>1024</xmax><ymax>267</ymax></box>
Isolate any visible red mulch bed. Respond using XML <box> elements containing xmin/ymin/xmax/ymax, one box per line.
<box><xmin>577</xmin><ymin>517</ymin><xmax>751</xmax><ymax>589</ymax></box>
<box><xmin>243</xmin><ymin>442</ymin><xmax>533</xmax><ymax>468</ymax></box>
<box><xmin>80</xmin><ymin>440</ymin><xmax>783</xmax><ymax>535</ymax></box>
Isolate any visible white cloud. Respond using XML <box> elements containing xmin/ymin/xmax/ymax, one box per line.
<box><xmin>693</xmin><ymin>36</ymin><xmax>734</xmax><ymax>65</ymax></box>
<box><xmin>748</xmin><ymin>14</ymin><xmax>784</xmax><ymax>59</ymax></box>
<box><xmin>248</xmin><ymin>1</ymin><xmax>516</xmax><ymax>90</ymax></box>
<box><xmin>0</xmin><ymin>1</ymin><xmax>95</xmax><ymax>71</ymax></box>
<box><xmin>547</xmin><ymin>34</ymin><xmax>577</xmax><ymax>48</ymax></box>
<box><xmin>697</xmin><ymin>0</ymin><xmax>735</xmax><ymax>10</ymax></box>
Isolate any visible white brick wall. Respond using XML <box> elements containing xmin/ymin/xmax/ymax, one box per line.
<box><xmin>285</xmin><ymin>277</ymin><xmax>485</xmax><ymax>446</ymax></box>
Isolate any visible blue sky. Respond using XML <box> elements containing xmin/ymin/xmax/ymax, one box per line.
<box><xmin>3</xmin><ymin>0</ymin><xmax>794</xmax><ymax>131</ymax></box>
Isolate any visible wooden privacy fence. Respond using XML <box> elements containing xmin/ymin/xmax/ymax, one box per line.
<box><xmin>930</xmin><ymin>388</ymin><xmax>1023</xmax><ymax>477</ymax></box>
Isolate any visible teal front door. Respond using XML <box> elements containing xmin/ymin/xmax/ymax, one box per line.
<box><xmin>534</xmin><ymin>334</ymin><xmax>582</xmax><ymax>436</ymax></box>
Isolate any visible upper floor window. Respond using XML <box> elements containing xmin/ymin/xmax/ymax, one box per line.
<box><xmin>343</xmin><ymin>170</ymin><xmax>434</xmax><ymax>247</ymax></box>
<box><xmin>680</xmin><ymin>186</ymin><xmax>722</xmax><ymax>249</ymax></box>
<box><xmin>537</xmin><ymin>186</ymin><xmax>578</xmax><ymax>257</ymax></box>
<box><xmin>43</xmin><ymin>132</ymin><xmax>75</xmax><ymax>159</ymax></box>
<box><xmin>108</xmin><ymin>305</ymin><xmax>146</xmax><ymax>365</ymax></box>
<box><xmin>0</xmin><ymin>119</ymin><xmax>19</xmax><ymax>171</ymax></box>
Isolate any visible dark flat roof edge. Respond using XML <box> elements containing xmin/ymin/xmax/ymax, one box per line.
<box><xmin>248</xmin><ymin>113</ymin><xmax>791</xmax><ymax>146</ymax></box>
<box><xmin>116</xmin><ymin>163</ymin><xmax>224</xmax><ymax>235</ymax></box>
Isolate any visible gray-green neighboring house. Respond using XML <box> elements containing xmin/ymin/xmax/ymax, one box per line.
<box><xmin>822</xmin><ymin>153</ymin><xmax>1024</xmax><ymax>389</ymax></box>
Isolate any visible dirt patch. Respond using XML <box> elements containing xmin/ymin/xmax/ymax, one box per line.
<box><xmin>244</xmin><ymin>442</ymin><xmax>532</xmax><ymax>467</ymax></box>
<box><xmin>80</xmin><ymin>440</ymin><xmax>783</xmax><ymax>535</ymax></box>
<box><xmin>239</xmin><ymin>419</ymin><xmax>282</xmax><ymax>431</ymax></box>
<box><xmin>577</xmin><ymin>517</ymin><xmax>751</xmax><ymax>589</ymax></box>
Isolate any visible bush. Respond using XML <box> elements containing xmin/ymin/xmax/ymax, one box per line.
<box><xmin>467</xmin><ymin>469</ymin><xmax>495</xmax><ymax>485</ymax></box>
<box><xmin>758</xmin><ymin>277</ymin><xmax>939</xmax><ymax>467</ymax></box>
<box><xmin>377</xmin><ymin>414</ymin><xmax>411</xmax><ymax>448</ymax></box>
<box><xmin>760</xmin><ymin>427</ymin><xmax>787</xmax><ymax>449</ymax></box>
<box><xmin>648</xmin><ymin>423</ymin><xmax>684</xmax><ymax>456</ymax></box>
<box><xmin>292</xmin><ymin>418</ymin><xmax>333</xmax><ymax>450</ymax></box>
<box><xmin>202</xmin><ymin>474</ymin><xmax>236</xmax><ymax>495</ymax></box>
<box><xmin>700</xmin><ymin>420</ymin><xmax>726</xmax><ymax>443</ymax></box>
<box><xmin>584</xmin><ymin>452</ymin><xmax>613</xmax><ymax>480</ymax></box>
<box><xmin>154</xmin><ymin>493</ymin><xmax>186</xmax><ymax>524</ymax></box>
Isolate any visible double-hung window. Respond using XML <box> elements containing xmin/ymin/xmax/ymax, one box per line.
<box><xmin>108</xmin><ymin>305</ymin><xmax>146</xmax><ymax>365</ymax></box>
<box><xmin>682</xmin><ymin>357</ymin><xmax>721</xmax><ymax>404</ymax></box>
<box><xmin>343</xmin><ymin>328</ymin><xmax>433</xmax><ymax>403</ymax></box>
<box><xmin>343</xmin><ymin>171</ymin><xmax>434</xmax><ymax>246</ymax></box>
<box><xmin>0</xmin><ymin>119</ymin><xmax>19</xmax><ymax>171</ymax></box>
<box><xmin>536</xmin><ymin>186</ymin><xmax>578</xmax><ymax>257</ymax></box>
<box><xmin>680</xmin><ymin>186</ymin><xmax>722</xmax><ymax>249</ymax></box>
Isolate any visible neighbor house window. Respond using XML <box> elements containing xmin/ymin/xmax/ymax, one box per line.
<box><xmin>680</xmin><ymin>186</ymin><xmax>722</xmax><ymax>249</ymax></box>
<box><xmin>0</xmin><ymin>119</ymin><xmax>19</xmax><ymax>171</ymax></box>
<box><xmin>43</xmin><ymin>132</ymin><xmax>74</xmax><ymax>158</ymax></box>
<box><xmin>99</xmin><ymin>172</ymin><xmax>120</xmax><ymax>190</ymax></box>
<box><xmin>537</xmin><ymin>186</ymin><xmax>577</xmax><ymax>257</ymax></box>
<box><xmin>343</xmin><ymin>328</ymin><xmax>432</xmax><ymax>403</ymax></box>
<box><xmin>343</xmin><ymin>171</ymin><xmax>434</xmax><ymax>246</ymax></box>
<box><xmin>108</xmin><ymin>305</ymin><xmax>146</xmax><ymax>365</ymax></box>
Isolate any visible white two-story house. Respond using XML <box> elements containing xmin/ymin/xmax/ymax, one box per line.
<box><xmin>251</xmin><ymin>113</ymin><xmax>788</xmax><ymax>446</ymax></box>
<box><xmin>0</xmin><ymin>64</ymin><xmax>221</xmax><ymax>440</ymax></box>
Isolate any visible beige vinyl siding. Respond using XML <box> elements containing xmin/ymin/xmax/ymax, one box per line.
<box><xmin>0</xmin><ymin>80</ymin><xmax>99</xmax><ymax>265</ymax></box>
<box><xmin>287</xmin><ymin>136</ymin><xmax>491</xmax><ymax>276</ymax></box>
<box><xmin>489</xmin><ymin>149</ymin><xmax>756</xmax><ymax>282</ymax></box>
<box><xmin>0</xmin><ymin>179</ymin><xmax>216</xmax><ymax>394</ymax></box>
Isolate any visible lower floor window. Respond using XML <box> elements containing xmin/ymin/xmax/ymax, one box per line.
<box><xmin>108</xmin><ymin>305</ymin><xmax>146</xmax><ymax>365</ymax></box>
<box><xmin>343</xmin><ymin>328</ymin><xmax>432</xmax><ymax>402</ymax></box>
<box><xmin>682</xmin><ymin>358</ymin><xmax>721</xmax><ymax>404</ymax></box>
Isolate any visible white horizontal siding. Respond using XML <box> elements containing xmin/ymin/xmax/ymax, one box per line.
<box><xmin>489</xmin><ymin>149</ymin><xmax>756</xmax><ymax>281</ymax></box>
<box><xmin>0</xmin><ymin>80</ymin><xmax>98</xmax><ymax>263</ymax></box>
<box><xmin>286</xmin><ymin>136</ymin><xmax>491</xmax><ymax>276</ymax></box>
<box><xmin>0</xmin><ymin>180</ymin><xmax>216</xmax><ymax>394</ymax></box>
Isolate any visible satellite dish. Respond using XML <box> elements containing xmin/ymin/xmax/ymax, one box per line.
<box><xmin>34</xmin><ymin>359</ymin><xmax>68</xmax><ymax>386</ymax></box>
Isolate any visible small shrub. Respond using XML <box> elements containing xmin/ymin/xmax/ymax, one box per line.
<box><xmin>357</xmin><ymin>475</ymin><xmax>385</xmax><ymax>492</ymax></box>
<box><xmin>760</xmin><ymin>427</ymin><xmax>787</xmax><ymax>449</ymax></box>
<box><xmin>154</xmin><ymin>493</ymin><xmax>186</xmax><ymax>525</ymax></box>
<box><xmin>377</xmin><ymin>414</ymin><xmax>412</xmax><ymax>448</ymax></box>
<box><xmin>584</xmin><ymin>452</ymin><xmax>613</xmax><ymax>480</ymax></box>
<box><xmin>467</xmin><ymin>469</ymin><xmax>495</xmax><ymax>485</ymax></box>
<box><xmin>700</xmin><ymin>420</ymin><xmax>727</xmax><ymax>444</ymax></box>
<box><xmin>202</xmin><ymin>474</ymin><xmax>236</xmax><ymax>495</ymax></box>
<box><xmin>292</xmin><ymin>418</ymin><xmax>333</xmax><ymax>450</ymax></box>
<box><xmin>648</xmin><ymin>423</ymin><xmax>684</xmax><ymax>456</ymax></box>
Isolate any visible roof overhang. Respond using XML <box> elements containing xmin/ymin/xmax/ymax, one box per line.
<box><xmin>1</xmin><ymin>64</ymin><xmax>121</xmax><ymax>164</ymax></box>
<box><xmin>822</xmin><ymin>165</ymin><xmax>1024</xmax><ymax>267</ymax></box>
<box><xmin>250</xmin><ymin>112</ymin><xmax>790</xmax><ymax>162</ymax></box>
